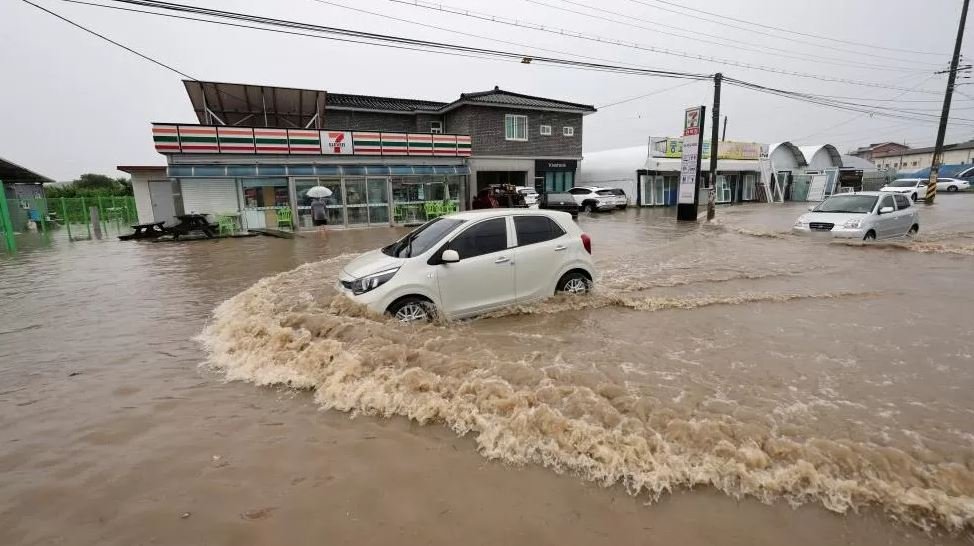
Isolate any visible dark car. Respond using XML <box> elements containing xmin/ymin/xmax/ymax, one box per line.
<box><xmin>538</xmin><ymin>192</ymin><xmax>581</xmax><ymax>218</ymax></box>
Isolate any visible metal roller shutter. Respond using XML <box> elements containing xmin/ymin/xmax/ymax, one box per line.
<box><xmin>180</xmin><ymin>179</ymin><xmax>239</xmax><ymax>216</ymax></box>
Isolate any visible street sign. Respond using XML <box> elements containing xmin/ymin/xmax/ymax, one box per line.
<box><xmin>678</xmin><ymin>106</ymin><xmax>704</xmax><ymax>205</ymax></box>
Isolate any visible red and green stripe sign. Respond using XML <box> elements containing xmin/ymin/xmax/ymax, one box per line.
<box><xmin>381</xmin><ymin>133</ymin><xmax>408</xmax><ymax>155</ymax></box>
<box><xmin>353</xmin><ymin>132</ymin><xmax>382</xmax><ymax>155</ymax></box>
<box><xmin>288</xmin><ymin>129</ymin><xmax>321</xmax><ymax>154</ymax></box>
<box><xmin>253</xmin><ymin>128</ymin><xmax>289</xmax><ymax>154</ymax></box>
<box><xmin>407</xmin><ymin>134</ymin><xmax>433</xmax><ymax>156</ymax></box>
<box><xmin>217</xmin><ymin>127</ymin><xmax>255</xmax><ymax>153</ymax></box>
<box><xmin>152</xmin><ymin>125</ymin><xmax>180</xmax><ymax>153</ymax></box>
<box><xmin>432</xmin><ymin>135</ymin><xmax>457</xmax><ymax>156</ymax></box>
<box><xmin>456</xmin><ymin>135</ymin><xmax>472</xmax><ymax>156</ymax></box>
<box><xmin>178</xmin><ymin>126</ymin><xmax>218</xmax><ymax>152</ymax></box>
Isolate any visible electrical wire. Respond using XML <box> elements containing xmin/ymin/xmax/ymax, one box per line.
<box><xmin>597</xmin><ymin>80</ymin><xmax>702</xmax><ymax>109</ymax></box>
<box><xmin>524</xmin><ymin>0</ymin><xmax>943</xmax><ymax>68</ymax></box>
<box><xmin>620</xmin><ymin>0</ymin><xmax>949</xmax><ymax>57</ymax></box>
<box><xmin>390</xmin><ymin>0</ymin><xmax>934</xmax><ymax>74</ymax></box>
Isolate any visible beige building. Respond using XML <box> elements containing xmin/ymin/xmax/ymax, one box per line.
<box><xmin>873</xmin><ymin>140</ymin><xmax>974</xmax><ymax>171</ymax></box>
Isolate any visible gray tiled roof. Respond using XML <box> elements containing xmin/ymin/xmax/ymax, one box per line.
<box><xmin>326</xmin><ymin>93</ymin><xmax>447</xmax><ymax>112</ymax></box>
<box><xmin>455</xmin><ymin>87</ymin><xmax>596</xmax><ymax>111</ymax></box>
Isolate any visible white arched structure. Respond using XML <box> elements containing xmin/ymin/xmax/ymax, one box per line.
<box><xmin>799</xmin><ymin>145</ymin><xmax>843</xmax><ymax>170</ymax></box>
<box><xmin>768</xmin><ymin>142</ymin><xmax>806</xmax><ymax>170</ymax></box>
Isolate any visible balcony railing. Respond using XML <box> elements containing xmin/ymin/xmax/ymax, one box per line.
<box><xmin>152</xmin><ymin>124</ymin><xmax>471</xmax><ymax>157</ymax></box>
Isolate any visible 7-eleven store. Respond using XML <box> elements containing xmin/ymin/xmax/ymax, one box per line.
<box><xmin>145</xmin><ymin>124</ymin><xmax>471</xmax><ymax>230</ymax></box>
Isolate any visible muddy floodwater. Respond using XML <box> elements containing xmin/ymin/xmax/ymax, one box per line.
<box><xmin>3</xmin><ymin>197</ymin><xmax>974</xmax><ymax>545</ymax></box>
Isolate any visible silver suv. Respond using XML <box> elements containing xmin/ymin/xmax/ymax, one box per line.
<box><xmin>568</xmin><ymin>186</ymin><xmax>620</xmax><ymax>212</ymax></box>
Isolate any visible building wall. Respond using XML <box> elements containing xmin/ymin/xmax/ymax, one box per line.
<box><xmin>875</xmin><ymin>147</ymin><xmax>974</xmax><ymax>171</ymax></box>
<box><xmin>323</xmin><ymin>110</ymin><xmax>445</xmax><ymax>133</ymax></box>
<box><xmin>131</xmin><ymin>175</ymin><xmax>154</xmax><ymax>224</ymax></box>
<box><xmin>445</xmin><ymin>105</ymin><xmax>583</xmax><ymax>157</ymax></box>
<box><xmin>852</xmin><ymin>143</ymin><xmax>909</xmax><ymax>161</ymax></box>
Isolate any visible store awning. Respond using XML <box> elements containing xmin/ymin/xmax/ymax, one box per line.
<box><xmin>167</xmin><ymin>163</ymin><xmax>470</xmax><ymax>177</ymax></box>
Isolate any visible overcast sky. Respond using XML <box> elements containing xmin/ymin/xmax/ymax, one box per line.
<box><xmin>2</xmin><ymin>0</ymin><xmax>972</xmax><ymax>180</ymax></box>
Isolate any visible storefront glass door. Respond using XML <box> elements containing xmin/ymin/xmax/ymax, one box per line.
<box><xmin>295</xmin><ymin>177</ymin><xmax>343</xmax><ymax>228</ymax></box>
<box><xmin>717</xmin><ymin>175</ymin><xmax>732</xmax><ymax>203</ymax></box>
<box><xmin>344</xmin><ymin>178</ymin><xmax>368</xmax><ymax>226</ymax></box>
<box><xmin>653</xmin><ymin>176</ymin><xmax>666</xmax><ymax>205</ymax></box>
<box><xmin>367</xmin><ymin>177</ymin><xmax>390</xmax><ymax>225</ymax></box>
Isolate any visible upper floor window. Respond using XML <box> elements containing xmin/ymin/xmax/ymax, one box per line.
<box><xmin>430</xmin><ymin>121</ymin><xmax>443</xmax><ymax>134</ymax></box>
<box><xmin>540</xmin><ymin>124</ymin><xmax>552</xmax><ymax>136</ymax></box>
<box><xmin>505</xmin><ymin>114</ymin><xmax>528</xmax><ymax>141</ymax></box>
<box><xmin>563</xmin><ymin>126</ymin><xmax>575</xmax><ymax>137</ymax></box>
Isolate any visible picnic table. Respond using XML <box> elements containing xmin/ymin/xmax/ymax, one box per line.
<box><xmin>119</xmin><ymin>221</ymin><xmax>167</xmax><ymax>241</ymax></box>
<box><xmin>169</xmin><ymin>214</ymin><xmax>217</xmax><ymax>239</ymax></box>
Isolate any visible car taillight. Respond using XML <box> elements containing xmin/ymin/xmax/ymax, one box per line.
<box><xmin>581</xmin><ymin>233</ymin><xmax>592</xmax><ymax>254</ymax></box>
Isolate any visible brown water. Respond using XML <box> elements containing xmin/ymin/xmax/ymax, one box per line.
<box><xmin>3</xmin><ymin>197</ymin><xmax>974</xmax><ymax>545</ymax></box>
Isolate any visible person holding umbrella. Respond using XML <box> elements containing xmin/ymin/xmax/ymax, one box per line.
<box><xmin>306</xmin><ymin>185</ymin><xmax>333</xmax><ymax>227</ymax></box>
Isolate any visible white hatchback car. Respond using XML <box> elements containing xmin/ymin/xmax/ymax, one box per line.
<box><xmin>337</xmin><ymin>209</ymin><xmax>596</xmax><ymax>321</ymax></box>
<box><xmin>793</xmin><ymin>192</ymin><xmax>919</xmax><ymax>240</ymax></box>
<box><xmin>881</xmin><ymin>177</ymin><xmax>970</xmax><ymax>200</ymax></box>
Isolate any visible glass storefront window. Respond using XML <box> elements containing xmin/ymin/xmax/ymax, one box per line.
<box><xmin>241</xmin><ymin>177</ymin><xmax>288</xmax><ymax>229</ymax></box>
<box><xmin>344</xmin><ymin>177</ymin><xmax>369</xmax><ymax>226</ymax></box>
<box><xmin>295</xmin><ymin>177</ymin><xmax>343</xmax><ymax>228</ymax></box>
<box><xmin>367</xmin><ymin>178</ymin><xmax>390</xmax><ymax>225</ymax></box>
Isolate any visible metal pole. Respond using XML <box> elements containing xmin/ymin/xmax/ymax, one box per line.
<box><xmin>0</xmin><ymin>191</ymin><xmax>16</xmax><ymax>252</ymax></box>
<box><xmin>61</xmin><ymin>197</ymin><xmax>72</xmax><ymax>241</ymax></box>
<box><xmin>927</xmin><ymin>0</ymin><xmax>970</xmax><ymax>205</ymax></box>
<box><xmin>707</xmin><ymin>73</ymin><xmax>722</xmax><ymax>221</ymax></box>
<box><xmin>81</xmin><ymin>196</ymin><xmax>91</xmax><ymax>239</ymax></box>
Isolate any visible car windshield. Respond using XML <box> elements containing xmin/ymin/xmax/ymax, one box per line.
<box><xmin>381</xmin><ymin>218</ymin><xmax>465</xmax><ymax>258</ymax></box>
<box><xmin>813</xmin><ymin>195</ymin><xmax>878</xmax><ymax>213</ymax></box>
<box><xmin>889</xmin><ymin>179</ymin><xmax>918</xmax><ymax>187</ymax></box>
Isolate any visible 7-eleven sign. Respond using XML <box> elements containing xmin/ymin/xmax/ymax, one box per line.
<box><xmin>321</xmin><ymin>131</ymin><xmax>353</xmax><ymax>154</ymax></box>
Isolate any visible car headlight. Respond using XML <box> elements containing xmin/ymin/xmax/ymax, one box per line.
<box><xmin>350</xmin><ymin>267</ymin><xmax>399</xmax><ymax>295</ymax></box>
<box><xmin>794</xmin><ymin>218</ymin><xmax>808</xmax><ymax>228</ymax></box>
<box><xmin>843</xmin><ymin>218</ymin><xmax>862</xmax><ymax>229</ymax></box>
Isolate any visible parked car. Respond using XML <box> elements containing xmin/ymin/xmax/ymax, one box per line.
<box><xmin>516</xmin><ymin>186</ymin><xmax>540</xmax><ymax>207</ymax></box>
<box><xmin>878</xmin><ymin>177</ymin><xmax>967</xmax><ymax>199</ymax></box>
<box><xmin>568</xmin><ymin>186</ymin><xmax>618</xmax><ymax>212</ymax></box>
<box><xmin>538</xmin><ymin>192</ymin><xmax>580</xmax><ymax>218</ymax></box>
<box><xmin>600</xmin><ymin>188</ymin><xmax>630</xmax><ymax>209</ymax></box>
<box><xmin>792</xmin><ymin>191</ymin><xmax>919</xmax><ymax>240</ymax></box>
<box><xmin>337</xmin><ymin>209</ymin><xmax>595</xmax><ymax>322</ymax></box>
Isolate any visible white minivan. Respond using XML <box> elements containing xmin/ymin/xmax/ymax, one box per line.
<box><xmin>337</xmin><ymin>209</ymin><xmax>595</xmax><ymax>321</ymax></box>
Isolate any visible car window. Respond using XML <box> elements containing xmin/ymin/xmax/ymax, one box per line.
<box><xmin>879</xmin><ymin>195</ymin><xmax>895</xmax><ymax>210</ymax></box>
<box><xmin>596</xmin><ymin>190</ymin><xmax>614</xmax><ymax>196</ymax></box>
<box><xmin>893</xmin><ymin>194</ymin><xmax>911</xmax><ymax>210</ymax></box>
<box><xmin>382</xmin><ymin>217</ymin><xmax>465</xmax><ymax>258</ymax></box>
<box><xmin>449</xmin><ymin>218</ymin><xmax>508</xmax><ymax>259</ymax></box>
<box><xmin>889</xmin><ymin>179</ymin><xmax>919</xmax><ymax>188</ymax></box>
<box><xmin>568</xmin><ymin>188</ymin><xmax>589</xmax><ymax>195</ymax></box>
<box><xmin>514</xmin><ymin>216</ymin><xmax>565</xmax><ymax>246</ymax></box>
<box><xmin>610</xmin><ymin>189</ymin><xmax>625</xmax><ymax>196</ymax></box>
<box><xmin>814</xmin><ymin>195</ymin><xmax>878</xmax><ymax>213</ymax></box>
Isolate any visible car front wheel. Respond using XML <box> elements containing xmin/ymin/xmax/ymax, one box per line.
<box><xmin>911</xmin><ymin>193</ymin><xmax>918</xmax><ymax>202</ymax></box>
<box><xmin>863</xmin><ymin>230</ymin><xmax>877</xmax><ymax>241</ymax></box>
<box><xmin>947</xmin><ymin>185</ymin><xmax>959</xmax><ymax>192</ymax></box>
<box><xmin>556</xmin><ymin>271</ymin><xmax>591</xmax><ymax>295</ymax></box>
<box><xmin>387</xmin><ymin>297</ymin><xmax>436</xmax><ymax>323</ymax></box>
<box><xmin>908</xmin><ymin>224</ymin><xmax>919</xmax><ymax>237</ymax></box>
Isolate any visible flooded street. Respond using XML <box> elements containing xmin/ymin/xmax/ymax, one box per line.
<box><xmin>3</xmin><ymin>196</ymin><xmax>974</xmax><ymax>545</ymax></box>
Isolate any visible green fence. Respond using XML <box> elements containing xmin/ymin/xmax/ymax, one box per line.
<box><xmin>1</xmin><ymin>195</ymin><xmax>137</xmax><ymax>252</ymax></box>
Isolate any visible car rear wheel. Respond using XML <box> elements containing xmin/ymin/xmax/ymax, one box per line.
<box><xmin>947</xmin><ymin>185</ymin><xmax>959</xmax><ymax>192</ymax></box>
<box><xmin>582</xmin><ymin>202</ymin><xmax>595</xmax><ymax>213</ymax></box>
<box><xmin>387</xmin><ymin>297</ymin><xmax>436</xmax><ymax>323</ymax></box>
<box><xmin>556</xmin><ymin>271</ymin><xmax>591</xmax><ymax>295</ymax></box>
<box><xmin>911</xmin><ymin>193</ymin><xmax>918</xmax><ymax>202</ymax></box>
<box><xmin>863</xmin><ymin>230</ymin><xmax>877</xmax><ymax>241</ymax></box>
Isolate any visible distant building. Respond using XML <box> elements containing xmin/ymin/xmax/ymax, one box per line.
<box><xmin>849</xmin><ymin>142</ymin><xmax>910</xmax><ymax>162</ymax></box>
<box><xmin>0</xmin><ymin>156</ymin><xmax>53</xmax><ymax>231</ymax></box>
<box><xmin>134</xmin><ymin>80</ymin><xmax>595</xmax><ymax>229</ymax></box>
<box><xmin>873</xmin><ymin>139</ymin><xmax>974</xmax><ymax>171</ymax></box>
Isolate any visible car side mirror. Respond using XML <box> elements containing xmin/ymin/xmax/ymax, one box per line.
<box><xmin>879</xmin><ymin>206</ymin><xmax>894</xmax><ymax>214</ymax></box>
<box><xmin>441</xmin><ymin>249</ymin><xmax>460</xmax><ymax>263</ymax></box>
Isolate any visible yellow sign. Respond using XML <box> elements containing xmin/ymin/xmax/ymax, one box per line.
<box><xmin>651</xmin><ymin>136</ymin><xmax>765</xmax><ymax>160</ymax></box>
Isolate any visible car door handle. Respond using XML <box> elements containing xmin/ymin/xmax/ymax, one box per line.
<box><xmin>494</xmin><ymin>256</ymin><xmax>510</xmax><ymax>264</ymax></box>
<box><xmin>554</xmin><ymin>245</ymin><xmax>567</xmax><ymax>251</ymax></box>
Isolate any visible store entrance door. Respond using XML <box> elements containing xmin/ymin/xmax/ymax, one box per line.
<box><xmin>344</xmin><ymin>178</ymin><xmax>369</xmax><ymax>226</ymax></box>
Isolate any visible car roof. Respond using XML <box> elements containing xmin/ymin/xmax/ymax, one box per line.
<box><xmin>445</xmin><ymin>208</ymin><xmax>568</xmax><ymax>221</ymax></box>
<box><xmin>831</xmin><ymin>191</ymin><xmax>882</xmax><ymax>196</ymax></box>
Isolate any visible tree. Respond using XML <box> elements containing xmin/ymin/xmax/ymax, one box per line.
<box><xmin>45</xmin><ymin>174</ymin><xmax>133</xmax><ymax>198</ymax></box>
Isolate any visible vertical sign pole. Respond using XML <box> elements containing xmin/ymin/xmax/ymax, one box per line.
<box><xmin>676</xmin><ymin>105</ymin><xmax>706</xmax><ymax>221</ymax></box>
<box><xmin>927</xmin><ymin>0</ymin><xmax>969</xmax><ymax>205</ymax></box>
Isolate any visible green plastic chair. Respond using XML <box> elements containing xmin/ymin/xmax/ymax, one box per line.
<box><xmin>423</xmin><ymin>202</ymin><xmax>439</xmax><ymax>220</ymax></box>
<box><xmin>277</xmin><ymin>207</ymin><xmax>293</xmax><ymax>229</ymax></box>
<box><xmin>217</xmin><ymin>214</ymin><xmax>237</xmax><ymax>236</ymax></box>
<box><xmin>444</xmin><ymin>201</ymin><xmax>458</xmax><ymax>213</ymax></box>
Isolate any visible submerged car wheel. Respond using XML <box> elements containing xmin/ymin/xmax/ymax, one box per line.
<box><xmin>908</xmin><ymin>224</ymin><xmax>919</xmax><ymax>237</ymax></box>
<box><xmin>582</xmin><ymin>202</ymin><xmax>595</xmax><ymax>213</ymax></box>
<box><xmin>557</xmin><ymin>271</ymin><xmax>591</xmax><ymax>295</ymax></box>
<box><xmin>863</xmin><ymin>230</ymin><xmax>877</xmax><ymax>241</ymax></box>
<box><xmin>947</xmin><ymin>185</ymin><xmax>959</xmax><ymax>192</ymax></box>
<box><xmin>388</xmin><ymin>297</ymin><xmax>435</xmax><ymax>323</ymax></box>
<box><xmin>911</xmin><ymin>193</ymin><xmax>918</xmax><ymax>202</ymax></box>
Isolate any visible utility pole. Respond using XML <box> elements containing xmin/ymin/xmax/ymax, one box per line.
<box><xmin>707</xmin><ymin>73</ymin><xmax>722</xmax><ymax>221</ymax></box>
<box><xmin>927</xmin><ymin>0</ymin><xmax>970</xmax><ymax>205</ymax></box>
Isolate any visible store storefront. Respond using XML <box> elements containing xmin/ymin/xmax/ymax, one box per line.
<box><xmin>168</xmin><ymin>161</ymin><xmax>466</xmax><ymax>229</ymax></box>
<box><xmin>535</xmin><ymin>159</ymin><xmax>577</xmax><ymax>193</ymax></box>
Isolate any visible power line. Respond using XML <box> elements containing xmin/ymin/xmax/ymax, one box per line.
<box><xmin>392</xmin><ymin>0</ymin><xmax>934</xmax><ymax>75</ymax></box>
<box><xmin>526</xmin><ymin>0</ymin><xmax>943</xmax><ymax>68</ymax></box>
<box><xmin>19</xmin><ymin>0</ymin><xmax>195</xmax><ymax>79</ymax></box>
<box><xmin>597</xmin><ymin>80</ymin><xmax>702</xmax><ymax>109</ymax></box>
<box><xmin>621</xmin><ymin>0</ymin><xmax>949</xmax><ymax>57</ymax></box>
